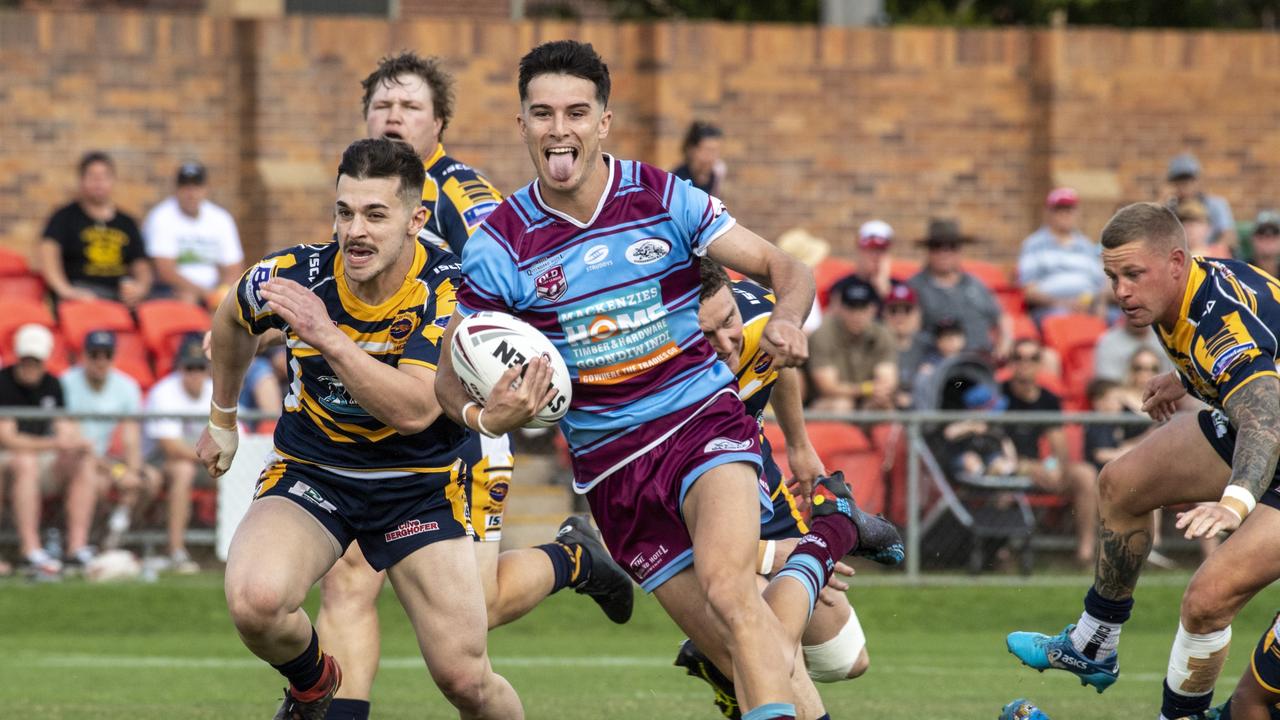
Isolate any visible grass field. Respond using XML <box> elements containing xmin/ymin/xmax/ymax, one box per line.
<box><xmin>2</xmin><ymin>571</ymin><xmax>1278</xmax><ymax>719</ymax></box>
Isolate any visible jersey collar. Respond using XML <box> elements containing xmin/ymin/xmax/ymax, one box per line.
<box><xmin>333</xmin><ymin>239</ymin><xmax>428</xmax><ymax>321</ymax></box>
<box><xmin>531</xmin><ymin>153</ymin><xmax>617</xmax><ymax>229</ymax></box>
<box><xmin>422</xmin><ymin>144</ymin><xmax>446</xmax><ymax>169</ymax></box>
<box><xmin>1158</xmin><ymin>256</ymin><xmax>1206</xmax><ymax>347</ymax></box>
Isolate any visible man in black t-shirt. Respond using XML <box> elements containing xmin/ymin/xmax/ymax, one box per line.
<box><xmin>0</xmin><ymin>325</ymin><xmax>97</xmax><ymax>575</ymax></box>
<box><xmin>39</xmin><ymin>151</ymin><xmax>152</xmax><ymax>306</ymax></box>
<box><xmin>1001</xmin><ymin>337</ymin><xmax>1099</xmax><ymax>565</ymax></box>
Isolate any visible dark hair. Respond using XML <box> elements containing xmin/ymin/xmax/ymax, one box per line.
<box><xmin>1100</xmin><ymin>201</ymin><xmax>1186</xmax><ymax>251</ymax></box>
<box><xmin>361</xmin><ymin>51</ymin><xmax>455</xmax><ymax>139</ymax></box>
<box><xmin>518</xmin><ymin>40</ymin><xmax>610</xmax><ymax>108</ymax></box>
<box><xmin>682</xmin><ymin>121</ymin><xmax>723</xmax><ymax>153</ymax></box>
<box><xmin>1086</xmin><ymin>377</ymin><xmax>1121</xmax><ymax>403</ymax></box>
<box><xmin>78</xmin><ymin>151</ymin><xmax>114</xmax><ymax>177</ymax></box>
<box><xmin>336</xmin><ymin>138</ymin><xmax>426</xmax><ymax>209</ymax></box>
<box><xmin>698</xmin><ymin>258</ymin><xmax>732</xmax><ymax>302</ymax></box>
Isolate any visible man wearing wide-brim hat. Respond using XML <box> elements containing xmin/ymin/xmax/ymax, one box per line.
<box><xmin>907</xmin><ymin>218</ymin><xmax>1013</xmax><ymax>359</ymax></box>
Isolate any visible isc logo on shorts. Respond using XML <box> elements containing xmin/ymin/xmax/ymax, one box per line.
<box><xmin>384</xmin><ymin>519</ymin><xmax>440</xmax><ymax>542</ymax></box>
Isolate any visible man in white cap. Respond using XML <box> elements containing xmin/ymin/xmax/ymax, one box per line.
<box><xmin>0</xmin><ymin>324</ymin><xmax>96</xmax><ymax>576</ymax></box>
<box><xmin>854</xmin><ymin>219</ymin><xmax>896</xmax><ymax>299</ymax></box>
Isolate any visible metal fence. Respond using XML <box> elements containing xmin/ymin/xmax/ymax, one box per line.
<box><xmin>0</xmin><ymin>407</ymin><xmax>1161</xmax><ymax>579</ymax></box>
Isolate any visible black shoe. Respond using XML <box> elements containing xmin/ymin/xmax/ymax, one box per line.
<box><xmin>273</xmin><ymin>654</ymin><xmax>341</xmax><ymax>720</ymax></box>
<box><xmin>674</xmin><ymin>639</ymin><xmax>740</xmax><ymax>720</ymax></box>
<box><xmin>812</xmin><ymin>471</ymin><xmax>905</xmax><ymax>566</ymax></box>
<box><xmin>557</xmin><ymin>514</ymin><xmax>635</xmax><ymax>624</ymax></box>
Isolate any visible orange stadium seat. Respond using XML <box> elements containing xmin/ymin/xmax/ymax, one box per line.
<box><xmin>0</xmin><ymin>274</ymin><xmax>47</xmax><ymax>304</ymax></box>
<box><xmin>831</xmin><ymin>450</ymin><xmax>886</xmax><ymax>515</ymax></box>
<box><xmin>112</xmin><ymin>332</ymin><xmax>155</xmax><ymax>389</ymax></box>
<box><xmin>59</xmin><ymin>299</ymin><xmax>136</xmax><ymax>352</ymax></box>
<box><xmin>0</xmin><ymin>299</ymin><xmax>55</xmax><ymax>356</ymax></box>
<box><xmin>813</xmin><ymin>257</ymin><xmax>858</xmax><ymax>309</ymax></box>
<box><xmin>0</xmin><ymin>248</ymin><xmax>30</xmax><ymax>277</ymax></box>
<box><xmin>889</xmin><ymin>258</ymin><xmax>921</xmax><ymax>282</ymax></box>
<box><xmin>136</xmin><ymin>300</ymin><xmax>211</xmax><ymax>356</ymax></box>
<box><xmin>1041</xmin><ymin>313</ymin><xmax>1107</xmax><ymax>360</ymax></box>
<box><xmin>1012</xmin><ymin>313</ymin><xmax>1040</xmax><ymax>342</ymax></box>
<box><xmin>996</xmin><ymin>287</ymin><xmax>1025</xmax><ymax>317</ymax></box>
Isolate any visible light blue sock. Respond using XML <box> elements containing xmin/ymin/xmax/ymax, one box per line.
<box><xmin>742</xmin><ymin>702</ymin><xmax>796</xmax><ymax>720</ymax></box>
<box><xmin>774</xmin><ymin>553</ymin><xmax>823</xmax><ymax>618</ymax></box>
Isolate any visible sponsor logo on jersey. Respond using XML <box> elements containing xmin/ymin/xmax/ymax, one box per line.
<box><xmin>535</xmin><ymin>265</ymin><xmax>567</xmax><ymax>301</ymax></box>
<box><xmin>1211</xmin><ymin>341</ymin><xmax>1257</xmax><ymax>378</ymax></box>
<box><xmin>752</xmin><ymin>352</ymin><xmax>774</xmax><ymax>375</ymax></box>
<box><xmin>316</xmin><ymin>375</ymin><xmax>366</xmax><ymax>416</ymax></box>
<box><xmin>627</xmin><ymin>544</ymin><xmax>669</xmax><ymax>581</ymax></box>
<box><xmin>384</xmin><ymin>519</ymin><xmax>440</xmax><ymax>542</ymax></box>
<box><xmin>286</xmin><ymin>481</ymin><xmax>337</xmax><ymax>513</ymax></box>
<box><xmin>245</xmin><ymin>260</ymin><xmax>277</xmax><ymax>315</ymax></box>
<box><xmin>704</xmin><ymin>437</ymin><xmax>753</xmax><ymax>453</ymax></box>
<box><xmin>433</xmin><ymin>316</ymin><xmax>451</xmax><ymax>328</ymax></box>
<box><xmin>584</xmin><ymin>244</ymin><xmax>610</xmax><ymax>269</ymax></box>
<box><xmin>462</xmin><ymin>201</ymin><xmax>499</xmax><ymax>229</ymax></box>
<box><xmin>710</xmin><ymin>196</ymin><xmax>726</xmax><ymax>218</ymax></box>
<box><xmin>388</xmin><ymin>309</ymin><xmax>416</xmax><ymax>343</ymax></box>
<box><xmin>489</xmin><ymin>481</ymin><xmax>509</xmax><ymax>503</ymax></box>
<box><xmin>625</xmin><ymin>238</ymin><xmax>671</xmax><ymax>265</ymax></box>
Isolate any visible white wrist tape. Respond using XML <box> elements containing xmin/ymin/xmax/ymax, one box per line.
<box><xmin>759</xmin><ymin>539</ymin><xmax>777</xmax><ymax>575</ymax></box>
<box><xmin>1220</xmin><ymin>485</ymin><xmax>1256</xmax><ymax>522</ymax></box>
<box><xmin>206</xmin><ymin>421</ymin><xmax>239</xmax><ymax>472</ymax></box>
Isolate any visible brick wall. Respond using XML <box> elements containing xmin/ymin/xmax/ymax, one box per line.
<box><xmin>3</xmin><ymin>11</ymin><xmax>1279</xmax><ymax>267</ymax></box>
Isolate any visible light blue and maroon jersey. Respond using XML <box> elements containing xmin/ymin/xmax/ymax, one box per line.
<box><xmin>456</xmin><ymin>156</ymin><xmax>738</xmax><ymax>488</ymax></box>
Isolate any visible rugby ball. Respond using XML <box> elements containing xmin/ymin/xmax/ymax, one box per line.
<box><xmin>451</xmin><ymin>312</ymin><xmax>572</xmax><ymax>428</ymax></box>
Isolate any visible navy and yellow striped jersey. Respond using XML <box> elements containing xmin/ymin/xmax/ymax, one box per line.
<box><xmin>233</xmin><ymin>238</ymin><xmax>468</xmax><ymax>475</ymax></box>
<box><xmin>1156</xmin><ymin>257</ymin><xmax>1280</xmax><ymax>410</ymax></box>
<box><xmin>731</xmin><ymin>280</ymin><xmax>781</xmax><ymax>422</ymax></box>
<box><xmin>419</xmin><ymin>144</ymin><xmax>502</xmax><ymax>256</ymax></box>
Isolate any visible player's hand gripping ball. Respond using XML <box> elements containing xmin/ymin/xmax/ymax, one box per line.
<box><xmin>999</xmin><ymin>699</ymin><xmax>1050</xmax><ymax>720</ymax></box>
<box><xmin>451</xmin><ymin>312</ymin><xmax>572</xmax><ymax>428</ymax></box>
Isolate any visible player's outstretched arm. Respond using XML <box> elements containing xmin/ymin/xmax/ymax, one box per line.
<box><xmin>771</xmin><ymin>367</ymin><xmax>824</xmax><ymax>502</ymax></box>
<box><xmin>1177</xmin><ymin>375</ymin><xmax>1280</xmax><ymax>539</ymax></box>
<box><xmin>259</xmin><ymin>277</ymin><xmax>443</xmax><ymax>435</ymax></box>
<box><xmin>195</xmin><ymin>292</ymin><xmax>260</xmax><ymax>476</ymax></box>
<box><xmin>706</xmin><ymin>225</ymin><xmax>815</xmax><ymax>367</ymax></box>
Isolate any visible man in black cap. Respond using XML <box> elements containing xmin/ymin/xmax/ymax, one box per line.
<box><xmin>1165</xmin><ymin>152</ymin><xmax>1237</xmax><ymax>251</ymax></box>
<box><xmin>142</xmin><ymin>160</ymin><xmax>244</xmax><ymax>307</ymax></box>
<box><xmin>62</xmin><ymin>330</ymin><xmax>157</xmax><ymax>549</ymax></box>
<box><xmin>807</xmin><ymin>275</ymin><xmax>898</xmax><ymax>411</ymax></box>
<box><xmin>907</xmin><ymin>218</ymin><xmax>1013</xmax><ymax>359</ymax></box>
<box><xmin>1245</xmin><ymin>210</ymin><xmax>1280</xmax><ymax>278</ymax></box>
<box><xmin>144</xmin><ymin>333</ymin><xmax>215</xmax><ymax>573</ymax></box>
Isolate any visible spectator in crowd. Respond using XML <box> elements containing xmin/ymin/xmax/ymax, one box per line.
<box><xmin>1000</xmin><ymin>337</ymin><xmax>1098</xmax><ymax>566</ymax></box>
<box><xmin>882</xmin><ymin>283</ymin><xmax>929</xmax><ymax>406</ymax></box>
<box><xmin>238</xmin><ymin>344</ymin><xmax>285</xmax><ymax>430</ymax></box>
<box><xmin>1166</xmin><ymin>152</ymin><xmax>1237</xmax><ymax>251</ymax></box>
<box><xmin>908</xmin><ymin>218</ymin><xmax>1013</xmax><ymax>359</ymax></box>
<box><xmin>0</xmin><ymin>324</ymin><xmax>97</xmax><ymax>576</ymax></box>
<box><xmin>911</xmin><ymin>316</ymin><xmax>968</xmax><ymax>397</ymax></box>
<box><xmin>854</xmin><ymin>219</ymin><xmax>896</xmax><ymax>298</ymax></box>
<box><xmin>776</xmin><ymin>227</ymin><xmax>829</xmax><ymax>333</ymax></box>
<box><xmin>1173</xmin><ymin>197</ymin><xmax>1229</xmax><ymax>259</ymax></box>
<box><xmin>144</xmin><ymin>334</ymin><xmax>214</xmax><ymax>574</ymax></box>
<box><xmin>671</xmin><ymin>121</ymin><xmax>725</xmax><ymax>196</ymax></box>
<box><xmin>807</xmin><ymin>275</ymin><xmax>898</xmax><ymax>411</ymax></box>
<box><xmin>1244</xmin><ymin>210</ymin><xmax>1280</xmax><ymax>277</ymax></box>
<box><xmin>1017</xmin><ymin>187</ymin><xmax>1106</xmax><ymax>322</ymax></box>
<box><xmin>942</xmin><ymin>382</ymin><xmax>1018</xmax><ymax>479</ymax></box>
<box><xmin>1083</xmin><ymin>378</ymin><xmax>1148</xmax><ymax>472</ymax></box>
<box><xmin>143</xmin><ymin>161</ymin><xmax>244</xmax><ymax>308</ymax></box>
<box><xmin>38</xmin><ymin>151</ymin><xmax>152</xmax><ymax>307</ymax></box>
<box><xmin>61</xmin><ymin>330</ymin><xmax>157</xmax><ymax>549</ymax></box>
<box><xmin>1093</xmin><ymin>315</ymin><xmax>1171</xmax><ymax>383</ymax></box>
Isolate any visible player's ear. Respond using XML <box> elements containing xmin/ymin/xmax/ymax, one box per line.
<box><xmin>598</xmin><ymin>107</ymin><xmax>612</xmax><ymax>141</ymax></box>
<box><xmin>408</xmin><ymin>202</ymin><xmax>428</xmax><ymax>237</ymax></box>
<box><xmin>516</xmin><ymin>111</ymin><xmax>528</xmax><ymax>141</ymax></box>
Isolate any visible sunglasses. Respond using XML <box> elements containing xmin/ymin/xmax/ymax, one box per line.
<box><xmin>1256</xmin><ymin>228</ymin><xmax>1280</xmax><ymax>237</ymax></box>
<box><xmin>1013</xmin><ymin>353</ymin><xmax>1041</xmax><ymax>363</ymax></box>
<box><xmin>1131</xmin><ymin>363</ymin><xmax>1159</xmax><ymax>372</ymax></box>
<box><xmin>86</xmin><ymin>350</ymin><xmax>114</xmax><ymax>360</ymax></box>
<box><xmin>928</xmin><ymin>242</ymin><xmax>961</xmax><ymax>252</ymax></box>
<box><xmin>180</xmin><ymin>364</ymin><xmax>208</xmax><ymax>373</ymax></box>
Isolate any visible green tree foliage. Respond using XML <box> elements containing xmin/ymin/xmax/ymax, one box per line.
<box><xmin>884</xmin><ymin>0</ymin><xmax>1280</xmax><ymax>28</ymax></box>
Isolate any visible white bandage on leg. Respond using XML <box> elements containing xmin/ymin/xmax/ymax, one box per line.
<box><xmin>803</xmin><ymin>607</ymin><xmax>868</xmax><ymax>683</ymax></box>
<box><xmin>1166</xmin><ymin>622</ymin><xmax>1232</xmax><ymax>696</ymax></box>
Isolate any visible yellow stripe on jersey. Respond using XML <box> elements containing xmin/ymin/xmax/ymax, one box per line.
<box><xmin>254</xmin><ymin>459</ymin><xmax>290</xmax><ymax>498</ymax></box>
<box><xmin>737</xmin><ymin>310</ymin><xmax>778</xmax><ymax>403</ymax></box>
<box><xmin>333</xmin><ymin>240</ymin><xmax>428</xmax><ymax>323</ymax></box>
<box><xmin>446</xmin><ymin>462</ymin><xmax>472</xmax><ymax>535</ymax></box>
<box><xmin>297</xmin><ymin>388</ymin><xmax>360</xmax><ymax>444</ymax></box>
<box><xmin>298</xmin><ymin>386</ymin><xmax>400</xmax><ymax>443</ymax></box>
<box><xmin>418</xmin><ymin>278</ymin><xmax>457</xmax><ymax>347</ymax></box>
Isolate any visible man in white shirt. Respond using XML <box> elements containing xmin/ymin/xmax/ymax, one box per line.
<box><xmin>62</xmin><ymin>330</ymin><xmax>157</xmax><ymax>548</ymax></box>
<box><xmin>145</xmin><ymin>334</ymin><xmax>213</xmax><ymax>572</ymax></box>
<box><xmin>143</xmin><ymin>161</ymin><xmax>244</xmax><ymax>307</ymax></box>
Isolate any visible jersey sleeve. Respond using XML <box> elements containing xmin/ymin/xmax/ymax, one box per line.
<box><xmin>457</xmin><ymin>226</ymin><xmax>523</xmax><ymax>316</ymax></box>
<box><xmin>436</xmin><ymin>166</ymin><xmax>503</xmax><ymax>254</ymax></box>
<box><xmin>666</xmin><ymin>173</ymin><xmax>736</xmax><ymax>257</ymax></box>
<box><xmin>232</xmin><ymin>247</ymin><xmax>304</xmax><ymax>335</ymax></box>
<box><xmin>1192</xmin><ymin>301</ymin><xmax>1279</xmax><ymax>405</ymax></box>
<box><xmin>400</xmin><ymin>262</ymin><xmax>460</xmax><ymax>371</ymax></box>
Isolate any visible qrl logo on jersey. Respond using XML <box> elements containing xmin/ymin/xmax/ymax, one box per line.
<box><xmin>535</xmin><ymin>265</ymin><xmax>567</xmax><ymax>301</ymax></box>
<box><xmin>625</xmin><ymin>238</ymin><xmax>671</xmax><ymax>265</ymax></box>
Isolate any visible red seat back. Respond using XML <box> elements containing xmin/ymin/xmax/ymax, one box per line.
<box><xmin>59</xmin><ymin>299</ymin><xmax>136</xmax><ymax>352</ymax></box>
<box><xmin>136</xmin><ymin>300</ymin><xmax>211</xmax><ymax>355</ymax></box>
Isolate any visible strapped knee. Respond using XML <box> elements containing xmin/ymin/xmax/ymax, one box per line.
<box><xmin>803</xmin><ymin>607</ymin><xmax>867</xmax><ymax>683</ymax></box>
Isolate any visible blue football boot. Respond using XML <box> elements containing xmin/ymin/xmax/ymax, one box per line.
<box><xmin>999</xmin><ymin>698</ymin><xmax>1051</xmax><ymax>720</ymax></box>
<box><xmin>1006</xmin><ymin>624</ymin><xmax>1119</xmax><ymax>693</ymax></box>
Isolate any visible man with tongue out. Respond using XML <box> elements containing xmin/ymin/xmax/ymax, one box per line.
<box><xmin>435</xmin><ymin>40</ymin><xmax>904</xmax><ymax>720</ymax></box>
<box><xmin>313</xmin><ymin>52</ymin><xmax>634</xmax><ymax>720</ymax></box>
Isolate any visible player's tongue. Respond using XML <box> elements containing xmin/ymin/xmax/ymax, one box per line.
<box><xmin>547</xmin><ymin>149</ymin><xmax>576</xmax><ymax>182</ymax></box>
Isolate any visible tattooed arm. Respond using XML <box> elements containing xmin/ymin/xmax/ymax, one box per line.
<box><xmin>1176</xmin><ymin>375</ymin><xmax>1280</xmax><ymax>539</ymax></box>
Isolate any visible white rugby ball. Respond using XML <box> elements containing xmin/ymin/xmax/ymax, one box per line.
<box><xmin>451</xmin><ymin>312</ymin><xmax>572</xmax><ymax>428</ymax></box>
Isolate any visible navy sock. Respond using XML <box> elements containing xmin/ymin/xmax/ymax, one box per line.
<box><xmin>1161</xmin><ymin>679</ymin><xmax>1213</xmax><ymax>719</ymax></box>
<box><xmin>817</xmin><ymin>715</ymin><xmax>831</xmax><ymax>720</ymax></box>
<box><xmin>1084</xmin><ymin>586</ymin><xmax>1134</xmax><ymax>624</ymax></box>
<box><xmin>271</xmin><ymin>628</ymin><xmax>325</xmax><ymax>692</ymax></box>
<box><xmin>325</xmin><ymin>698</ymin><xmax>370</xmax><ymax>720</ymax></box>
<box><xmin>537</xmin><ymin>542</ymin><xmax>590</xmax><ymax>592</ymax></box>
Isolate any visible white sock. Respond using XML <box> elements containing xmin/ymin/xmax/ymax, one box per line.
<box><xmin>1070</xmin><ymin>611</ymin><xmax>1122</xmax><ymax>659</ymax></box>
<box><xmin>1165</xmin><ymin>622</ymin><xmax>1231</xmax><ymax>696</ymax></box>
